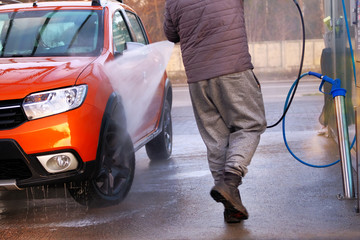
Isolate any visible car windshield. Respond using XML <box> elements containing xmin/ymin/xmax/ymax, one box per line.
<box><xmin>0</xmin><ymin>9</ymin><xmax>103</xmax><ymax>57</ymax></box>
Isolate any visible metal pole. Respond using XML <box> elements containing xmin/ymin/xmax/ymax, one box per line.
<box><xmin>356</xmin><ymin>108</ymin><xmax>359</xmax><ymax>212</ymax></box>
<box><xmin>334</xmin><ymin>95</ymin><xmax>355</xmax><ymax>198</ymax></box>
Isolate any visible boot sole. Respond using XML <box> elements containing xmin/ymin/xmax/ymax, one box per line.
<box><xmin>210</xmin><ymin>189</ymin><xmax>248</xmax><ymax>221</ymax></box>
<box><xmin>224</xmin><ymin>210</ymin><xmax>244</xmax><ymax>223</ymax></box>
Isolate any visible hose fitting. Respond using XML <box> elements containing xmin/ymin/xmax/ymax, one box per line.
<box><xmin>308</xmin><ymin>71</ymin><xmax>347</xmax><ymax>98</ymax></box>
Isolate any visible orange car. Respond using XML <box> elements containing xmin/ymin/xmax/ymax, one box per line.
<box><xmin>0</xmin><ymin>0</ymin><xmax>172</xmax><ymax>206</ymax></box>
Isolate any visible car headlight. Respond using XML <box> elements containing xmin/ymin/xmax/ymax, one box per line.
<box><xmin>23</xmin><ymin>85</ymin><xmax>87</xmax><ymax>120</ymax></box>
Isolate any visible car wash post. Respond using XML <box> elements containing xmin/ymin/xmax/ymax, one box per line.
<box><xmin>309</xmin><ymin>71</ymin><xmax>355</xmax><ymax>199</ymax></box>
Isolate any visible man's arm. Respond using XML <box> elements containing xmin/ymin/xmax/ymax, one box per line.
<box><xmin>163</xmin><ymin>3</ymin><xmax>180</xmax><ymax>43</ymax></box>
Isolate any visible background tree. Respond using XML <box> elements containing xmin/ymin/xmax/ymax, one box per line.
<box><xmin>244</xmin><ymin>0</ymin><xmax>324</xmax><ymax>42</ymax></box>
<box><xmin>127</xmin><ymin>0</ymin><xmax>324</xmax><ymax>43</ymax></box>
<box><xmin>126</xmin><ymin>0</ymin><xmax>166</xmax><ymax>42</ymax></box>
<box><xmin>18</xmin><ymin>0</ymin><xmax>324</xmax><ymax>43</ymax></box>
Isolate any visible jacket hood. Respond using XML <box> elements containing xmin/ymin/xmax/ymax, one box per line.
<box><xmin>0</xmin><ymin>57</ymin><xmax>97</xmax><ymax>100</ymax></box>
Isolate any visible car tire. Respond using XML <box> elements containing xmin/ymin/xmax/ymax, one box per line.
<box><xmin>67</xmin><ymin>100</ymin><xmax>135</xmax><ymax>207</ymax></box>
<box><xmin>145</xmin><ymin>99</ymin><xmax>172</xmax><ymax>161</ymax></box>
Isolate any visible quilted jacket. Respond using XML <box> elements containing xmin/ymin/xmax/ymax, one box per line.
<box><xmin>163</xmin><ymin>0</ymin><xmax>253</xmax><ymax>83</ymax></box>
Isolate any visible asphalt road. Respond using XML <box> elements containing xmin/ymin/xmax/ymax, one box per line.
<box><xmin>1</xmin><ymin>79</ymin><xmax>360</xmax><ymax>240</ymax></box>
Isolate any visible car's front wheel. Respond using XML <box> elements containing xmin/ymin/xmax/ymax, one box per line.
<box><xmin>68</xmin><ymin>101</ymin><xmax>135</xmax><ymax>207</ymax></box>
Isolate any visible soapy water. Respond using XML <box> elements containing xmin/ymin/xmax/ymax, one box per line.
<box><xmin>104</xmin><ymin>41</ymin><xmax>174</xmax><ymax>137</ymax></box>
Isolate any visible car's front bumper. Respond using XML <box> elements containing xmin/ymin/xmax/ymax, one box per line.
<box><xmin>0</xmin><ymin>102</ymin><xmax>105</xmax><ymax>188</ymax></box>
<box><xmin>0</xmin><ymin>139</ymin><xmax>97</xmax><ymax>189</ymax></box>
<box><xmin>1</xmin><ymin>102</ymin><xmax>104</xmax><ymax>162</ymax></box>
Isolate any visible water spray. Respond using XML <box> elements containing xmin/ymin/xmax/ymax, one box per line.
<box><xmin>104</xmin><ymin>41</ymin><xmax>174</xmax><ymax>137</ymax></box>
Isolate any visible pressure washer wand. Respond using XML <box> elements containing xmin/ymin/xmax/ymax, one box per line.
<box><xmin>308</xmin><ymin>71</ymin><xmax>355</xmax><ymax>199</ymax></box>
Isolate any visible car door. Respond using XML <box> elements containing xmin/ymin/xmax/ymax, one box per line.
<box><xmin>112</xmin><ymin>10</ymin><xmax>165</xmax><ymax>144</ymax></box>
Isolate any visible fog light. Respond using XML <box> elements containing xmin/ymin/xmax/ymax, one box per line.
<box><xmin>50</xmin><ymin>155</ymin><xmax>70</xmax><ymax>168</ymax></box>
<box><xmin>37</xmin><ymin>152</ymin><xmax>78</xmax><ymax>173</ymax></box>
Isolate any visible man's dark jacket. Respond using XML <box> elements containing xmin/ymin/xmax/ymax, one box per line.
<box><xmin>163</xmin><ymin>0</ymin><xmax>253</xmax><ymax>83</ymax></box>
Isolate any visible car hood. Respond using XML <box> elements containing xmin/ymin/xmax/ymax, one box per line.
<box><xmin>0</xmin><ymin>57</ymin><xmax>97</xmax><ymax>100</ymax></box>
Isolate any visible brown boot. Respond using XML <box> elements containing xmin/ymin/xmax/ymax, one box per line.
<box><xmin>210</xmin><ymin>172</ymin><xmax>248</xmax><ymax>223</ymax></box>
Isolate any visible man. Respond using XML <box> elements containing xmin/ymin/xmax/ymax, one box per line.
<box><xmin>163</xmin><ymin>0</ymin><xmax>267</xmax><ymax>223</ymax></box>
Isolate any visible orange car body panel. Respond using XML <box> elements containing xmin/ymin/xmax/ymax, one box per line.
<box><xmin>0</xmin><ymin>1</ymin><xmax>166</xmax><ymax>164</ymax></box>
<box><xmin>0</xmin><ymin>57</ymin><xmax>98</xmax><ymax>100</ymax></box>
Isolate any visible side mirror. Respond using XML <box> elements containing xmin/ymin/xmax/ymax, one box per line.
<box><xmin>124</xmin><ymin>42</ymin><xmax>145</xmax><ymax>51</ymax></box>
<box><xmin>114</xmin><ymin>42</ymin><xmax>145</xmax><ymax>58</ymax></box>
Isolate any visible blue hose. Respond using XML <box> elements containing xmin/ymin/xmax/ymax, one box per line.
<box><xmin>282</xmin><ymin>0</ymin><xmax>356</xmax><ymax>168</ymax></box>
<box><xmin>282</xmin><ymin>72</ymin><xmax>341</xmax><ymax>168</ymax></box>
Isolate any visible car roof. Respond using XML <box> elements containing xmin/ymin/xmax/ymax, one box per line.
<box><xmin>0</xmin><ymin>0</ymin><xmax>135</xmax><ymax>12</ymax></box>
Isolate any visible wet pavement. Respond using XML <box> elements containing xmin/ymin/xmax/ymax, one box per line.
<box><xmin>1</xmin><ymin>79</ymin><xmax>360</xmax><ymax>239</ymax></box>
